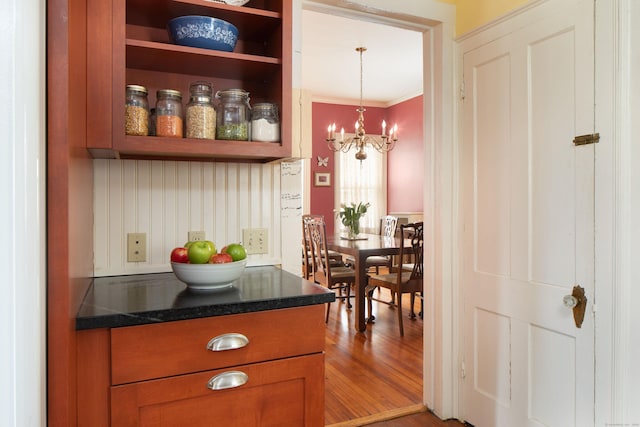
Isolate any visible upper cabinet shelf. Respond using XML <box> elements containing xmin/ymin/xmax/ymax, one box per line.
<box><xmin>125</xmin><ymin>39</ymin><xmax>281</xmax><ymax>80</ymax></box>
<box><xmin>86</xmin><ymin>0</ymin><xmax>293</xmax><ymax>163</ymax></box>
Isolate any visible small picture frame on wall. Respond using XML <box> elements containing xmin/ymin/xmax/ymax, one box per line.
<box><xmin>314</xmin><ymin>172</ymin><xmax>331</xmax><ymax>187</ymax></box>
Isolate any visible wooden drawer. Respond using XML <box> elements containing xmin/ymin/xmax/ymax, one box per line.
<box><xmin>111</xmin><ymin>353</ymin><xmax>325</xmax><ymax>427</ymax></box>
<box><xmin>111</xmin><ymin>305</ymin><xmax>325</xmax><ymax>385</ymax></box>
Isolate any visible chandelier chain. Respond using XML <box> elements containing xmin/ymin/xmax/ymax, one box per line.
<box><xmin>325</xmin><ymin>46</ymin><xmax>398</xmax><ymax>161</ymax></box>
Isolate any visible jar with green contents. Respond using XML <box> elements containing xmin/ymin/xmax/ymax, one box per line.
<box><xmin>215</xmin><ymin>89</ymin><xmax>250</xmax><ymax>141</ymax></box>
<box><xmin>186</xmin><ymin>81</ymin><xmax>216</xmax><ymax>139</ymax></box>
<box><xmin>125</xmin><ymin>85</ymin><xmax>149</xmax><ymax>136</ymax></box>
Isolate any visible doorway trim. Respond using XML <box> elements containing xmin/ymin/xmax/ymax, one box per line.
<box><xmin>300</xmin><ymin>0</ymin><xmax>458</xmax><ymax>419</ymax></box>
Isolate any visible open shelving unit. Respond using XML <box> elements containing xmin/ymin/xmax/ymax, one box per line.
<box><xmin>87</xmin><ymin>0</ymin><xmax>292</xmax><ymax>162</ymax></box>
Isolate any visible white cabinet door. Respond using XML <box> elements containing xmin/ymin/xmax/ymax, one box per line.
<box><xmin>460</xmin><ymin>0</ymin><xmax>595</xmax><ymax>425</ymax></box>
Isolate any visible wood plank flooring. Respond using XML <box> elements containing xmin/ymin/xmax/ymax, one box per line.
<box><xmin>324</xmin><ymin>287</ymin><xmax>463</xmax><ymax>426</ymax></box>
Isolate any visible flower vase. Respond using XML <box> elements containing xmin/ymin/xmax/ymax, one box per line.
<box><xmin>347</xmin><ymin>222</ymin><xmax>360</xmax><ymax>240</ymax></box>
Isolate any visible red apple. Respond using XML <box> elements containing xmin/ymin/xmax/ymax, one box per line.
<box><xmin>210</xmin><ymin>253</ymin><xmax>233</xmax><ymax>264</ymax></box>
<box><xmin>170</xmin><ymin>247</ymin><xmax>189</xmax><ymax>263</ymax></box>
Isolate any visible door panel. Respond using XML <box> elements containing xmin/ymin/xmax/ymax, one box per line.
<box><xmin>530</xmin><ymin>28</ymin><xmax>577</xmax><ymax>287</ymax></box>
<box><xmin>461</xmin><ymin>1</ymin><xmax>595</xmax><ymax>426</ymax></box>
<box><xmin>475</xmin><ymin>52</ymin><xmax>511</xmax><ymax>278</ymax></box>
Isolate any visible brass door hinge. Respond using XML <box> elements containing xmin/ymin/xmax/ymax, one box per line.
<box><xmin>573</xmin><ymin>133</ymin><xmax>600</xmax><ymax>146</ymax></box>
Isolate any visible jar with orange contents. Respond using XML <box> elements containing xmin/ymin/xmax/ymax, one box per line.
<box><xmin>155</xmin><ymin>89</ymin><xmax>183</xmax><ymax>138</ymax></box>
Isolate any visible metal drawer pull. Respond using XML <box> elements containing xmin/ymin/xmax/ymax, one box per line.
<box><xmin>207</xmin><ymin>371</ymin><xmax>248</xmax><ymax>391</ymax></box>
<box><xmin>206</xmin><ymin>333</ymin><xmax>249</xmax><ymax>352</ymax></box>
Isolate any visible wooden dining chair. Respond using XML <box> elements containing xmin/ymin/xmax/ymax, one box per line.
<box><xmin>307</xmin><ymin>217</ymin><xmax>356</xmax><ymax>322</ymax></box>
<box><xmin>366</xmin><ymin>215</ymin><xmax>398</xmax><ymax>273</ymax></box>
<box><xmin>345</xmin><ymin>215</ymin><xmax>398</xmax><ymax>274</ymax></box>
<box><xmin>365</xmin><ymin>222</ymin><xmax>423</xmax><ymax>336</ymax></box>
<box><xmin>302</xmin><ymin>214</ymin><xmax>343</xmax><ymax>280</ymax></box>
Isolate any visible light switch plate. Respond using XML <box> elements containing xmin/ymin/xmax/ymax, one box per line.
<box><xmin>243</xmin><ymin>228</ymin><xmax>268</xmax><ymax>254</ymax></box>
<box><xmin>127</xmin><ymin>233</ymin><xmax>147</xmax><ymax>262</ymax></box>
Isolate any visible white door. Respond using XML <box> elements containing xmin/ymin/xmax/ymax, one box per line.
<box><xmin>460</xmin><ymin>0</ymin><xmax>595</xmax><ymax>426</ymax></box>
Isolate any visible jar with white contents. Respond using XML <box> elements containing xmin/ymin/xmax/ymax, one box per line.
<box><xmin>250</xmin><ymin>103</ymin><xmax>280</xmax><ymax>142</ymax></box>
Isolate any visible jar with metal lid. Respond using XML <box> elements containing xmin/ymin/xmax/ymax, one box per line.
<box><xmin>216</xmin><ymin>89</ymin><xmax>250</xmax><ymax>141</ymax></box>
<box><xmin>186</xmin><ymin>81</ymin><xmax>216</xmax><ymax>139</ymax></box>
<box><xmin>156</xmin><ymin>89</ymin><xmax>183</xmax><ymax>138</ymax></box>
<box><xmin>125</xmin><ymin>85</ymin><xmax>149</xmax><ymax>136</ymax></box>
<box><xmin>251</xmin><ymin>102</ymin><xmax>280</xmax><ymax>142</ymax></box>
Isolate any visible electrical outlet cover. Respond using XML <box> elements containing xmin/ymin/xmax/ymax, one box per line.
<box><xmin>243</xmin><ymin>228</ymin><xmax>268</xmax><ymax>254</ymax></box>
<box><xmin>127</xmin><ymin>233</ymin><xmax>147</xmax><ymax>262</ymax></box>
<box><xmin>188</xmin><ymin>231</ymin><xmax>206</xmax><ymax>242</ymax></box>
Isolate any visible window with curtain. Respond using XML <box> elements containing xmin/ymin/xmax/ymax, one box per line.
<box><xmin>334</xmin><ymin>136</ymin><xmax>387</xmax><ymax>235</ymax></box>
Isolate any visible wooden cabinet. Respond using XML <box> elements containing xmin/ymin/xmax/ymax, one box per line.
<box><xmin>111</xmin><ymin>354</ymin><xmax>324</xmax><ymax>426</ymax></box>
<box><xmin>77</xmin><ymin>305</ymin><xmax>326</xmax><ymax>426</ymax></box>
<box><xmin>86</xmin><ymin>0</ymin><xmax>293</xmax><ymax>162</ymax></box>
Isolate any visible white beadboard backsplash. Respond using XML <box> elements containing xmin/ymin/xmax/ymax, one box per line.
<box><xmin>93</xmin><ymin>159</ymin><xmax>303</xmax><ymax>277</ymax></box>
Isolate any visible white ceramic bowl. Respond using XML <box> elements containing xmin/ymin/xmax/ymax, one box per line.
<box><xmin>171</xmin><ymin>259</ymin><xmax>247</xmax><ymax>290</ymax></box>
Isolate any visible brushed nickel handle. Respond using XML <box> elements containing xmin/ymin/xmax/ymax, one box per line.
<box><xmin>207</xmin><ymin>371</ymin><xmax>248</xmax><ymax>391</ymax></box>
<box><xmin>206</xmin><ymin>333</ymin><xmax>249</xmax><ymax>352</ymax></box>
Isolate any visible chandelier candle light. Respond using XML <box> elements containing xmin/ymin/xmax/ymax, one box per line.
<box><xmin>326</xmin><ymin>47</ymin><xmax>398</xmax><ymax>161</ymax></box>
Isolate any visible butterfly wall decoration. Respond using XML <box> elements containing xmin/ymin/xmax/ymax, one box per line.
<box><xmin>317</xmin><ymin>156</ymin><xmax>328</xmax><ymax>167</ymax></box>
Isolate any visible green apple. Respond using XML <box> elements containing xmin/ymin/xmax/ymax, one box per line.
<box><xmin>187</xmin><ymin>240</ymin><xmax>215</xmax><ymax>264</ymax></box>
<box><xmin>222</xmin><ymin>243</ymin><xmax>247</xmax><ymax>261</ymax></box>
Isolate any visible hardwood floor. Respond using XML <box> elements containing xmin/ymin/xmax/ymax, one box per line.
<box><xmin>324</xmin><ymin>287</ymin><xmax>437</xmax><ymax>425</ymax></box>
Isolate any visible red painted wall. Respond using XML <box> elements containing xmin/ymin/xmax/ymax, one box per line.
<box><xmin>387</xmin><ymin>95</ymin><xmax>424</xmax><ymax>213</ymax></box>
<box><xmin>310</xmin><ymin>98</ymin><xmax>422</xmax><ymax>233</ymax></box>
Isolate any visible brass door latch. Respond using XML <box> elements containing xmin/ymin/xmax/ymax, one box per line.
<box><xmin>573</xmin><ymin>133</ymin><xmax>599</xmax><ymax>146</ymax></box>
<box><xmin>562</xmin><ymin>285</ymin><xmax>587</xmax><ymax>328</ymax></box>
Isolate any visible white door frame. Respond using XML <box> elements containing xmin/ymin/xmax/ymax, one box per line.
<box><xmin>593</xmin><ymin>0</ymin><xmax>639</xmax><ymax>424</ymax></box>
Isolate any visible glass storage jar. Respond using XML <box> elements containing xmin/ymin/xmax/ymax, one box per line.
<box><xmin>251</xmin><ymin>102</ymin><xmax>280</xmax><ymax>142</ymax></box>
<box><xmin>156</xmin><ymin>89</ymin><xmax>183</xmax><ymax>138</ymax></box>
<box><xmin>124</xmin><ymin>85</ymin><xmax>149</xmax><ymax>136</ymax></box>
<box><xmin>186</xmin><ymin>81</ymin><xmax>216</xmax><ymax>139</ymax></box>
<box><xmin>216</xmin><ymin>89</ymin><xmax>250</xmax><ymax>141</ymax></box>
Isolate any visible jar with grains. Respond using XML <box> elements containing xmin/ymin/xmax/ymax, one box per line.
<box><xmin>216</xmin><ymin>89</ymin><xmax>251</xmax><ymax>141</ymax></box>
<box><xmin>251</xmin><ymin>102</ymin><xmax>280</xmax><ymax>142</ymax></box>
<box><xmin>156</xmin><ymin>89</ymin><xmax>183</xmax><ymax>138</ymax></box>
<box><xmin>186</xmin><ymin>81</ymin><xmax>216</xmax><ymax>139</ymax></box>
<box><xmin>125</xmin><ymin>85</ymin><xmax>149</xmax><ymax>136</ymax></box>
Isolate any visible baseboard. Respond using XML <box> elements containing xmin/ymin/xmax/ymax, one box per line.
<box><xmin>325</xmin><ymin>403</ymin><xmax>426</xmax><ymax>427</ymax></box>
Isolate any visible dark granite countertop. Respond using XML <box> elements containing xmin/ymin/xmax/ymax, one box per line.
<box><xmin>76</xmin><ymin>266</ymin><xmax>335</xmax><ymax>330</ymax></box>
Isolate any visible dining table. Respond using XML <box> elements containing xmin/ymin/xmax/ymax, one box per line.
<box><xmin>326</xmin><ymin>232</ymin><xmax>409</xmax><ymax>332</ymax></box>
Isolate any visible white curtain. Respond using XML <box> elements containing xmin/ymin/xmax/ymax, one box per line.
<box><xmin>334</xmin><ymin>136</ymin><xmax>387</xmax><ymax>235</ymax></box>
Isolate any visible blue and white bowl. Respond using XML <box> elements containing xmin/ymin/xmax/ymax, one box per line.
<box><xmin>167</xmin><ymin>16</ymin><xmax>239</xmax><ymax>52</ymax></box>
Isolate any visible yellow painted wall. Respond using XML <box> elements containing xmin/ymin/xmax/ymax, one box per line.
<box><xmin>441</xmin><ymin>0</ymin><xmax>530</xmax><ymax>35</ymax></box>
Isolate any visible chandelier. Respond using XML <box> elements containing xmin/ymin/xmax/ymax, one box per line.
<box><xmin>326</xmin><ymin>47</ymin><xmax>398</xmax><ymax>161</ymax></box>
